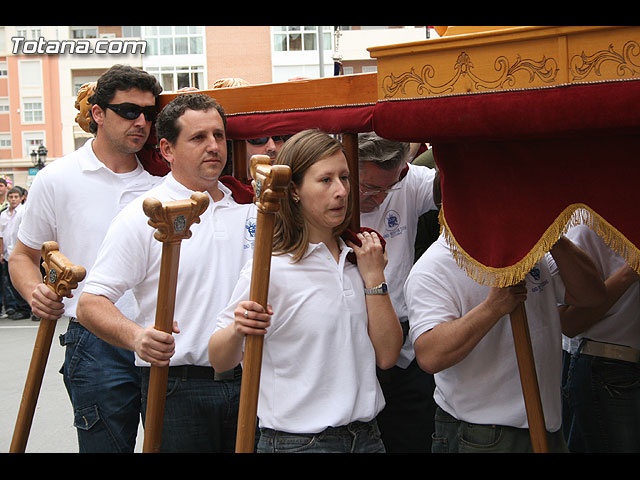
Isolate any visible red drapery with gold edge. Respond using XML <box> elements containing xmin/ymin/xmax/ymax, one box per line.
<box><xmin>373</xmin><ymin>79</ymin><xmax>640</xmax><ymax>286</ymax></box>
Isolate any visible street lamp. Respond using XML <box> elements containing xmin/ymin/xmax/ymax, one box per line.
<box><xmin>30</xmin><ymin>145</ymin><xmax>48</xmax><ymax>170</ymax></box>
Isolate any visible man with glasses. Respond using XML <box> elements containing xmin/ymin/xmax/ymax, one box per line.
<box><xmin>358</xmin><ymin>132</ymin><xmax>439</xmax><ymax>453</ymax></box>
<box><xmin>10</xmin><ymin>64</ymin><xmax>163</xmax><ymax>452</ymax></box>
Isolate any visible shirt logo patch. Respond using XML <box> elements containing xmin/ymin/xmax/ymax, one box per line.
<box><xmin>383</xmin><ymin>209</ymin><xmax>407</xmax><ymax>238</ymax></box>
<box><xmin>385</xmin><ymin>209</ymin><xmax>400</xmax><ymax>230</ymax></box>
<box><xmin>528</xmin><ymin>266</ymin><xmax>548</xmax><ymax>293</ymax></box>
<box><xmin>244</xmin><ymin>216</ymin><xmax>256</xmax><ymax>249</ymax></box>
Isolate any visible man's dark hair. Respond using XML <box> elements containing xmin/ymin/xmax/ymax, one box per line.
<box><xmin>155</xmin><ymin>93</ymin><xmax>227</xmax><ymax>145</ymax></box>
<box><xmin>88</xmin><ymin>64</ymin><xmax>163</xmax><ymax>134</ymax></box>
<box><xmin>8</xmin><ymin>186</ymin><xmax>22</xmax><ymax>196</ymax></box>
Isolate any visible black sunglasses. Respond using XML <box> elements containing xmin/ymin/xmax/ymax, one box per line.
<box><xmin>105</xmin><ymin>103</ymin><xmax>157</xmax><ymax>122</ymax></box>
<box><xmin>246</xmin><ymin>135</ymin><xmax>292</xmax><ymax>146</ymax></box>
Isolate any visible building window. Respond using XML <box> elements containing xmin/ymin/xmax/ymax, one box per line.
<box><xmin>273</xmin><ymin>26</ymin><xmax>332</xmax><ymax>52</ymax></box>
<box><xmin>122</xmin><ymin>26</ymin><xmax>141</xmax><ymax>38</ymax></box>
<box><xmin>70</xmin><ymin>27</ymin><xmax>98</xmax><ymax>39</ymax></box>
<box><xmin>143</xmin><ymin>26</ymin><xmax>203</xmax><ymax>56</ymax></box>
<box><xmin>147</xmin><ymin>65</ymin><xmax>204</xmax><ymax>92</ymax></box>
<box><xmin>0</xmin><ymin>62</ymin><xmax>7</xmax><ymax>77</ymax></box>
<box><xmin>0</xmin><ymin>98</ymin><xmax>9</xmax><ymax>113</ymax></box>
<box><xmin>0</xmin><ymin>134</ymin><xmax>11</xmax><ymax>149</ymax></box>
<box><xmin>19</xmin><ymin>60</ymin><xmax>42</xmax><ymax>88</ymax></box>
<box><xmin>15</xmin><ymin>26</ymin><xmax>41</xmax><ymax>40</ymax></box>
<box><xmin>22</xmin><ymin>98</ymin><xmax>44</xmax><ymax>123</ymax></box>
<box><xmin>23</xmin><ymin>132</ymin><xmax>45</xmax><ymax>159</ymax></box>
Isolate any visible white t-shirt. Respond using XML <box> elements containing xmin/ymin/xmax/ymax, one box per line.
<box><xmin>360</xmin><ymin>163</ymin><xmax>437</xmax><ymax>367</ymax></box>
<box><xmin>83</xmin><ymin>172</ymin><xmax>257</xmax><ymax>367</ymax></box>
<box><xmin>562</xmin><ymin>224</ymin><xmax>640</xmax><ymax>352</ymax></box>
<box><xmin>17</xmin><ymin>139</ymin><xmax>162</xmax><ymax>318</ymax></box>
<box><xmin>0</xmin><ymin>204</ymin><xmax>25</xmax><ymax>257</ymax></box>
<box><xmin>405</xmin><ymin>234</ymin><xmax>566</xmax><ymax>431</ymax></box>
<box><xmin>215</xmin><ymin>239</ymin><xmax>385</xmax><ymax>434</ymax></box>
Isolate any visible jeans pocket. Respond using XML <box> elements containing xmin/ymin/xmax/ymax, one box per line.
<box><xmin>258</xmin><ymin>429</ymin><xmax>317</xmax><ymax>453</ymax></box>
<box><xmin>74</xmin><ymin>404</ymin><xmax>100</xmax><ymax>431</ymax></box>
<box><xmin>459</xmin><ymin>422</ymin><xmax>503</xmax><ymax>451</ymax></box>
<box><xmin>431</xmin><ymin>434</ymin><xmax>449</xmax><ymax>453</ymax></box>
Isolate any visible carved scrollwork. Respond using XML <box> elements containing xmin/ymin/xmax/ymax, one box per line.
<box><xmin>381</xmin><ymin>51</ymin><xmax>559</xmax><ymax>98</ymax></box>
<box><xmin>143</xmin><ymin>192</ymin><xmax>210</xmax><ymax>243</ymax></box>
<box><xmin>570</xmin><ymin>41</ymin><xmax>640</xmax><ymax>81</ymax></box>
<box><xmin>41</xmin><ymin>241</ymin><xmax>86</xmax><ymax>298</ymax></box>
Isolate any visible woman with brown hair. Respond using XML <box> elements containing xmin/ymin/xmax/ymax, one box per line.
<box><xmin>209</xmin><ymin>129</ymin><xmax>402</xmax><ymax>453</ymax></box>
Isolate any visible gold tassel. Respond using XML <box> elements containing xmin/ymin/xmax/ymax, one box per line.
<box><xmin>439</xmin><ymin>204</ymin><xmax>640</xmax><ymax>287</ymax></box>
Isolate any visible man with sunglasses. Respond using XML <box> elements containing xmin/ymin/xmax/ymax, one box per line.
<box><xmin>244</xmin><ymin>135</ymin><xmax>291</xmax><ymax>179</ymax></box>
<box><xmin>357</xmin><ymin>132</ymin><xmax>440</xmax><ymax>453</ymax></box>
<box><xmin>10</xmin><ymin>64</ymin><xmax>163</xmax><ymax>453</ymax></box>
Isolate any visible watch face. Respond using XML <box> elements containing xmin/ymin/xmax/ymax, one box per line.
<box><xmin>381</xmin><ymin>283</ymin><xmax>388</xmax><ymax>293</ymax></box>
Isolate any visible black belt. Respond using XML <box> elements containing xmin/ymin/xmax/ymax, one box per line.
<box><xmin>149</xmin><ymin>364</ymin><xmax>242</xmax><ymax>381</ymax></box>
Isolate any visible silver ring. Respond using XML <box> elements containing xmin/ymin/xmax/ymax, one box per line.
<box><xmin>243</xmin><ymin>310</ymin><xmax>249</xmax><ymax>319</ymax></box>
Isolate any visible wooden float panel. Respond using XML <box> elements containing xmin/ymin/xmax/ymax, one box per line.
<box><xmin>158</xmin><ymin>72</ymin><xmax>378</xmax><ymax>114</ymax></box>
<box><xmin>368</xmin><ymin>26</ymin><xmax>640</xmax><ymax>100</ymax></box>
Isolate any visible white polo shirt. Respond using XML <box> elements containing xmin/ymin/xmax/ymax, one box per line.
<box><xmin>406</xmin><ymin>234</ymin><xmax>566</xmax><ymax>431</ymax></box>
<box><xmin>562</xmin><ymin>224</ymin><xmax>640</xmax><ymax>352</ymax></box>
<box><xmin>215</xmin><ymin>239</ymin><xmax>385</xmax><ymax>434</ymax></box>
<box><xmin>360</xmin><ymin>163</ymin><xmax>437</xmax><ymax>367</ymax></box>
<box><xmin>17</xmin><ymin>138</ymin><xmax>162</xmax><ymax>318</ymax></box>
<box><xmin>83</xmin><ymin>172</ymin><xmax>257</xmax><ymax>367</ymax></box>
<box><xmin>0</xmin><ymin>204</ymin><xmax>25</xmax><ymax>257</ymax></box>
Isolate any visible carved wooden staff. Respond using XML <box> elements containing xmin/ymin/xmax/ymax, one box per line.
<box><xmin>235</xmin><ymin>155</ymin><xmax>291</xmax><ymax>453</ymax></box>
<box><xmin>510</xmin><ymin>303</ymin><xmax>549</xmax><ymax>453</ymax></box>
<box><xmin>141</xmin><ymin>192</ymin><xmax>209</xmax><ymax>453</ymax></box>
<box><xmin>10</xmin><ymin>241</ymin><xmax>86</xmax><ymax>453</ymax></box>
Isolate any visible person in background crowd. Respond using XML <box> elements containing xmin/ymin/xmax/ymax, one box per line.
<box><xmin>0</xmin><ymin>187</ymin><xmax>31</xmax><ymax>320</ymax></box>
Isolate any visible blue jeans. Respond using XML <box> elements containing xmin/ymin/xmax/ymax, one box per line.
<box><xmin>59</xmin><ymin>320</ymin><xmax>142</xmax><ymax>452</ymax></box>
<box><xmin>432</xmin><ymin>407</ymin><xmax>568</xmax><ymax>453</ymax></box>
<box><xmin>376</xmin><ymin>359</ymin><xmax>436</xmax><ymax>452</ymax></box>
<box><xmin>257</xmin><ymin>420</ymin><xmax>385</xmax><ymax>453</ymax></box>
<box><xmin>140</xmin><ymin>366</ymin><xmax>242</xmax><ymax>452</ymax></box>
<box><xmin>1</xmin><ymin>261</ymin><xmax>29</xmax><ymax>313</ymax></box>
<box><xmin>562</xmin><ymin>346</ymin><xmax>640</xmax><ymax>452</ymax></box>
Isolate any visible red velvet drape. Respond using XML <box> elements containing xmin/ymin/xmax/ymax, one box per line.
<box><xmin>373</xmin><ymin>79</ymin><xmax>640</xmax><ymax>285</ymax></box>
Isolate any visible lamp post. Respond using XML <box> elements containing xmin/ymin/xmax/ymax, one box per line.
<box><xmin>30</xmin><ymin>145</ymin><xmax>48</xmax><ymax>170</ymax></box>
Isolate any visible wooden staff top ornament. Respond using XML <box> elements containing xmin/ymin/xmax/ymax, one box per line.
<box><xmin>74</xmin><ymin>82</ymin><xmax>96</xmax><ymax>134</ymax></box>
<box><xmin>41</xmin><ymin>241</ymin><xmax>86</xmax><ymax>297</ymax></box>
<box><xmin>142</xmin><ymin>192</ymin><xmax>210</xmax><ymax>243</ymax></box>
<box><xmin>250</xmin><ymin>155</ymin><xmax>291</xmax><ymax>214</ymax></box>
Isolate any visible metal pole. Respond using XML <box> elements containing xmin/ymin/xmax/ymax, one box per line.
<box><xmin>317</xmin><ymin>26</ymin><xmax>325</xmax><ymax>77</ymax></box>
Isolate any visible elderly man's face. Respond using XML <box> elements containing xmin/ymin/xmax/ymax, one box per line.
<box><xmin>358</xmin><ymin>160</ymin><xmax>405</xmax><ymax>213</ymax></box>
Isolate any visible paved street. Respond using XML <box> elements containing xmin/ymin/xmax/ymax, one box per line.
<box><xmin>0</xmin><ymin>316</ymin><xmax>143</xmax><ymax>453</ymax></box>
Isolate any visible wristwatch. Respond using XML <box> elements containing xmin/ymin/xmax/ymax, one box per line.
<box><xmin>364</xmin><ymin>282</ymin><xmax>388</xmax><ymax>295</ymax></box>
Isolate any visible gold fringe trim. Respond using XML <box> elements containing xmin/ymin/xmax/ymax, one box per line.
<box><xmin>439</xmin><ymin>203</ymin><xmax>640</xmax><ymax>288</ymax></box>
